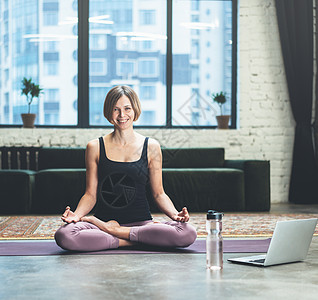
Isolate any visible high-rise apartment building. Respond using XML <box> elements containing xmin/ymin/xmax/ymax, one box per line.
<box><xmin>0</xmin><ymin>0</ymin><xmax>232</xmax><ymax>127</ymax></box>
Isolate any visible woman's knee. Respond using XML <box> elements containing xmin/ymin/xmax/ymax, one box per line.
<box><xmin>54</xmin><ymin>223</ymin><xmax>77</xmax><ymax>250</ymax></box>
<box><xmin>165</xmin><ymin>222</ymin><xmax>197</xmax><ymax>247</ymax></box>
<box><xmin>179</xmin><ymin>223</ymin><xmax>197</xmax><ymax>247</ymax></box>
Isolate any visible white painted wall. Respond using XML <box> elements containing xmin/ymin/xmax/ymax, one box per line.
<box><xmin>0</xmin><ymin>0</ymin><xmax>294</xmax><ymax>204</ymax></box>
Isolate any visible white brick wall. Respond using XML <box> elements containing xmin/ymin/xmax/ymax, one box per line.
<box><xmin>0</xmin><ymin>0</ymin><xmax>294</xmax><ymax>204</ymax></box>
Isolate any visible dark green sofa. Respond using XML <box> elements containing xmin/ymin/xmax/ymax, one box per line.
<box><xmin>0</xmin><ymin>146</ymin><xmax>270</xmax><ymax>214</ymax></box>
<box><xmin>0</xmin><ymin>147</ymin><xmax>38</xmax><ymax>214</ymax></box>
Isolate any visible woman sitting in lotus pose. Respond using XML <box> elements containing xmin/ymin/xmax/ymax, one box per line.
<box><xmin>54</xmin><ymin>85</ymin><xmax>197</xmax><ymax>251</ymax></box>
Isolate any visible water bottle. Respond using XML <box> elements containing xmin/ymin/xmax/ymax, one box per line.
<box><xmin>206</xmin><ymin>210</ymin><xmax>224</xmax><ymax>270</ymax></box>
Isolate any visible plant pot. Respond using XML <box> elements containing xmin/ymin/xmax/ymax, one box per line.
<box><xmin>216</xmin><ymin>115</ymin><xmax>230</xmax><ymax>129</ymax></box>
<box><xmin>21</xmin><ymin>113</ymin><xmax>36</xmax><ymax>128</ymax></box>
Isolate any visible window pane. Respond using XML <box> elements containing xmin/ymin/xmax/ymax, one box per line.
<box><xmin>140</xmin><ymin>10</ymin><xmax>156</xmax><ymax>25</ymax></box>
<box><xmin>89</xmin><ymin>0</ymin><xmax>166</xmax><ymax>126</ymax></box>
<box><xmin>172</xmin><ymin>0</ymin><xmax>233</xmax><ymax>126</ymax></box>
<box><xmin>0</xmin><ymin>0</ymin><xmax>78</xmax><ymax>126</ymax></box>
<box><xmin>140</xmin><ymin>85</ymin><xmax>156</xmax><ymax>100</ymax></box>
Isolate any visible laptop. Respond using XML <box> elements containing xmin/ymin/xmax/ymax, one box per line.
<box><xmin>228</xmin><ymin>218</ymin><xmax>318</xmax><ymax>267</ymax></box>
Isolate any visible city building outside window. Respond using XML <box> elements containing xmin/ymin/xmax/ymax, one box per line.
<box><xmin>0</xmin><ymin>0</ymin><xmax>236</xmax><ymax>128</ymax></box>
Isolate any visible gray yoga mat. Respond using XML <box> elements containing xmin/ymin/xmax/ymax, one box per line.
<box><xmin>0</xmin><ymin>238</ymin><xmax>271</xmax><ymax>256</ymax></box>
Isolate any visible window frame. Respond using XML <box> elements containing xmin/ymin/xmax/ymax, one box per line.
<box><xmin>1</xmin><ymin>0</ymin><xmax>237</xmax><ymax>129</ymax></box>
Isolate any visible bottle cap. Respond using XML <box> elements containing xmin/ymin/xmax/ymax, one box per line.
<box><xmin>207</xmin><ymin>210</ymin><xmax>224</xmax><ymax>220</ymax></box>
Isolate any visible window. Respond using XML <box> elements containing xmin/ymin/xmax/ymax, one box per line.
<box><xmin>44</xmin><ymin>89</ymin><xmax>60</xmax><ymax>102</ymax></box>
<box><xmin>44</xmin><ymin>89</ymin><xmax>60</xmax><ymax>125</ymax></box>
<box><xmin>138</xmin><ymin>111</ymin><xmax>156</xmax><ymax>125</ymax></box>
<box><xmin>172</xmin><ymin>0</ymin><xmax>235</xmax><ymax>127</ymax></box>
<box><xmin>89</xmin><ymin>1</ymin><xmax>167</xmax><ymax>126</ymax></box>
<box><xmin>191</xmin><ymin>65</ymin><xmax>199</xmax><ymax>84</ymax></box>
<box><xmin>43</xmin><ymin>12</ymin><xmax>59</xmax><ymax>26</ymax></box>
<box><xmin>117</xmin><ymin>37</ymin><xmax>136</xmax><ymax>51</ymax></box>
<box><xmin>43</xmin><ymin>0</ymin><xmax>59</xmax><ymax>26</ymax></box>
<box><xmin>1</xmin><ymin>0</ymin><xmax>236</xmax><ymax>128</ymax></box>
<box><xmin>191</xmin><ymin>40</ymin><xmax>199</xmax><ymax>60</ymax></box>
<box><xmin>44</xmin><ymin>62</ymin><xmax>59</xmax><ymax>76</ymax></box>
<box><xmin>116</xmin><ymin>60</ymin><xmax>136</xmax><ymax>77</ymax></box>
<box><xmin>90</xmin><ymin>59</ymin><xmax>107</xmax><ymax>76</ymax></box>
<box><xmin>43</xmin><ymin>41</ymin><xmax>59</xmax><ymax>52</ymax></box>
<box><xmin>0</xmin><ymin>0</ymin><xmax>77</xmax><ymax>126</ymax></box>
<box><xmin>140</xmin><ymin>85</ymin><xmax>156</xmax><ymax>100</ymax></box>
<box><xmin>192</xmin><ymin>0</ymin><xmax>199</xmax><ymax>11</ymax></box>
<box><xmin>45</xmin><ymin>113</ymin><xmax>59</xmax><ymax>124</ymax></box>
<box><xmin>90</xmin><ymin>35</ymin><xmax>107</xmax><ymax>50</ymax></box>
<box><xmin>139</xmin><ymin>40</ymin><xmax>154</xmax><ymax>51</ymax></box>
<box><xmin>138</xmin><ymin>59</ymin><xmax>158</xmax><ymax>77</ymax></box>
<box><xmin>89</xmin><ymin>86</ymin><xmax>110</xmax><ymax>126</ymax></box>
<box><xmin>140</xmin><ymin>10</ymin><xmax>156</xmax><ymax>25</ymax></box>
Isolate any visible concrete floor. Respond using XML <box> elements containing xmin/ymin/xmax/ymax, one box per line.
<box><xmin>1</xmin><ymin>203</ymin><xmax>318</xmax><ymax>300</ymax></box>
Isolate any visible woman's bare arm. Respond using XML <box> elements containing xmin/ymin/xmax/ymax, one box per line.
<box><xmin>62</xmin><ymin>139</ymin><xmax>99</xmax><ymax>223</ymax></box>
<box><xmin>148</xmin><ymin>139</ymin><xmax>189</xmax><ymax>222</ymax></box>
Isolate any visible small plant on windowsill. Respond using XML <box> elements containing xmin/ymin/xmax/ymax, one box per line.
<box><xmin>212</xmin><ymin>91</ymin><xmax>230</xmax><ymax>129</ymax></box>
<box><xmin>21</xmin><ymin>77</ymin><xmax>43</xmax><ymax>128</ymax></box>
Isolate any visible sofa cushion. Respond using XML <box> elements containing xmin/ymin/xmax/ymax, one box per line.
<box><xmin>0</xmin><ymin>170</ymin><xmax>35</xmax><ymax>214</ymax></box>
<box><xmin>38</xmin><ymin>148</ymin><xmax>86</xmax><ymax>170</ymax></box>
<box><xmin>162</xmin><ymin>148</ymin><xmax>225</xmax><ymax>168</ymax></box>
<box><xmin>147</xmin><ymin>168</ymin><xmax>245</xmax><ymax>212</ymax></box>
<box><xmin>33</xmin><ymin>169</ymin><xmax>86</xmax><ymax>214</ymax></box>
<box><xmin>224</xmin><ymin>160</ymin><xmax>270</xmax><ymax>211</ymax></box>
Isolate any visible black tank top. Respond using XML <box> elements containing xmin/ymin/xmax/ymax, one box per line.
<box><xmin>94</xmin><ymin>136</ymin><xmax>152</xmax><ymax>224</ymax></box>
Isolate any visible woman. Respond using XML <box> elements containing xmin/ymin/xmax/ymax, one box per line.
<box><xmin>54</xmin><ymin>85</ymin><xmax>197</xmax><ymax>251</ymax></box>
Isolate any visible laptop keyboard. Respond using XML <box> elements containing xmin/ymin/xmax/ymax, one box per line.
<box><xmin>251</xmin><ymin>258</ymin><xmax>265</xmax><ymax>263</ymax></box>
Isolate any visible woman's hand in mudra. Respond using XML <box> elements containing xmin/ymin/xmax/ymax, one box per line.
<box><xmin>61</xmin><ymin>206</ymin><xmax>80</xmax><ymax>223</ymax></box>
<box><xmin>172</xmin><ymin>207</ymin><xmax>190</xmax><ymax>223</ymax></box>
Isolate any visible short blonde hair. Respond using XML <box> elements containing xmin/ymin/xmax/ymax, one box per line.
<box><xmin>103</xmin><ymin>86</ymin><xmax>141</xmax><ymax>123</ymax></box>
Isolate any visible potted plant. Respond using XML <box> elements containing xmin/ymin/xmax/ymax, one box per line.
<box><xmin>21</xmin><ymin>77</ymin><xmax>42</xmax><ymax>128</ymax></box>
<box><xmin>212</xmin><ymin>91</ymin><xmax>230</xmax><ymax>129</ymax></box>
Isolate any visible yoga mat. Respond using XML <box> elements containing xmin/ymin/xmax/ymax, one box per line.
<box><xmin>0</xmin><ymin>239</ymin><xmax>271</xmax><ymax>256</ymax></box>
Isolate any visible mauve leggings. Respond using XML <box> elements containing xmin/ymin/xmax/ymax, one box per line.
<box><xmin>54</xmin><ymin>220</ymin><xmax>197</xmax><ymax>252</ymax></box>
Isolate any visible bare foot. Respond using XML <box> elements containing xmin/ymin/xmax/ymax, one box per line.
<box><xmin>118</xmin><ymin>239</ymin><xmax>135</xmax><ymax>247</ymax></box>
<box><xmin>81</xmin><ymin>216</ymin><xmax>135</xmax><ymax>247</ymax></box>
<box><xmin>81</xmin><ymin>216</ymin><xmax>131</xmax><ymax>240</ymax></box>
<box><xmin>81</xmin><ymin>216</ymin><xmax>120</xmax><ymax>235</ymax></box>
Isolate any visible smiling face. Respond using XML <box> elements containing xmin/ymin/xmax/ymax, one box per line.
<box><xmin>103</xmin><ymin>86</ymin><xmax>141</xmax><ymax>125</ymax></box>
<box><xmin>111</xmin><ymin>95</ymin><xmax>135</xmax><ymax>129</ymax></box>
